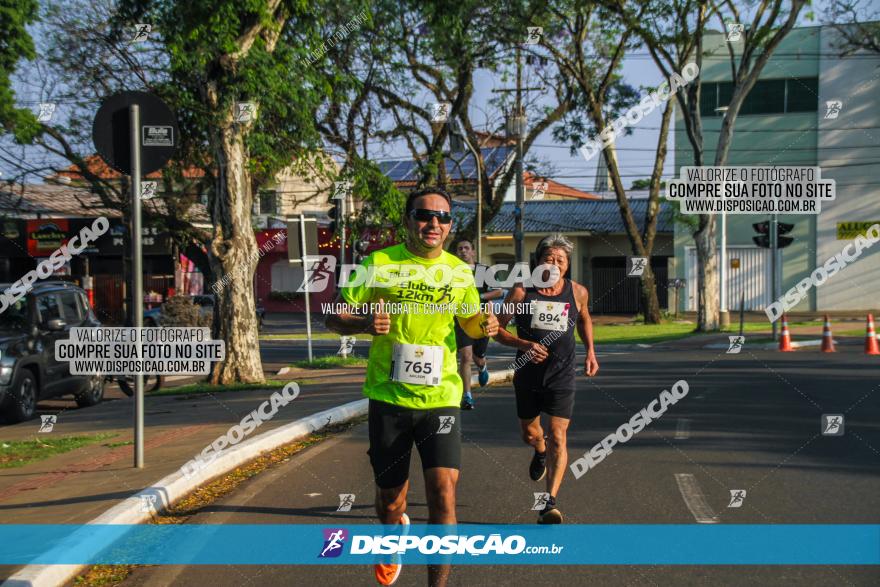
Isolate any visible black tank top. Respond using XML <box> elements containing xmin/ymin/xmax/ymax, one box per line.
<box><xmin>513</xmin><ymin>279</ymin><xmax>578</xmax><ymax>391</ymax></box>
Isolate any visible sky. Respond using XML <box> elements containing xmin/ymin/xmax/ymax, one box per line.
<box><xmin>1</xmin><ymin>0</ymin><xmax>841</xmax><ymax>195</ymax></box>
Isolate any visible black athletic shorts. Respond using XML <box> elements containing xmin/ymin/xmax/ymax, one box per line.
<box><xmin>367</xmin><ymin>399</ymin><xmax>461</xmax><ymax>489</ymax></box>
<box><xmin>454</xmin><ymin>322</ymin><xmax>489</xmax><ymax>358</ymax></box>
<box><xmin>513</xmin><ymin>372</ymin><xmax>575</xmax><ymax>420</ymax></box>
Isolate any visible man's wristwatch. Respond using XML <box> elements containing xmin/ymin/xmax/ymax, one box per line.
<box><xmin>361</xmin><ymin>313</ymin><xmax>375</xmax><ymax>333</ymax></box>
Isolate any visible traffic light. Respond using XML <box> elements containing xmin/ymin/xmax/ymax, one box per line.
<box><xmin>328</xmin><ymin>202</ymin><xmax>340</xmax><ymax>234</ymax></box>
<box><xmin>752</xmin><ymin>221</ymin><xmax>794</xmax><ymax>249</ymax></box>
<box><xmin>354</xmin><ymin>240</ymin><xmax>369</xmax><ymax>264</ymax></box>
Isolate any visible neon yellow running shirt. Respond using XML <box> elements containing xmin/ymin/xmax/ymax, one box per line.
<box><xmin>341</xmin><ymin>243</ymin><xmax>481</xmax><ymax>409</ymax></box>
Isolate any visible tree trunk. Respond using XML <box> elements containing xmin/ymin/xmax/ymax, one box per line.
<box><xmin>694</xmin><ymin>214</ymin><xmax>718</xmax><ymax>331</ymax></box>
<box><xmin>640</xmin><ymin>265</ymin><xmax>662</xmax><ymax>323</ymax></box>
<box><xmin>208</xmin><ymin>123</ymin><xmax>263</xmax><ymax>384</ymax></box>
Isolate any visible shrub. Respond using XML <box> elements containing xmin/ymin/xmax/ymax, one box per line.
<box><xmin>160</xmin><ymin>295</ymin><xmax>213</xmax><ymax>327</ymax></box>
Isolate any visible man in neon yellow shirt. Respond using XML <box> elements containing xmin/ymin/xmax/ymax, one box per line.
<box><xmin>326</xmin><ymin>187</ymin><xmax>498</xmax><ymax>587</ymax></box>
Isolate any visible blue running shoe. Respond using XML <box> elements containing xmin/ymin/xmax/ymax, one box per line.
<box><xmin>478</xmin><ymin>364</ymin><xmax>490</xmax><ymax>387</ymax></box>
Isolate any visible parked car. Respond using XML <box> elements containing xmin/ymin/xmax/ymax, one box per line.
<box><xmin>0</xmin><ymin>281</ymin><xmax>104</xmax><ymax>422</ymax></box>
<box><xmin>143</xmin><ymin>306</ymin><xmax>162</xmax><ymax>327</ymax></box>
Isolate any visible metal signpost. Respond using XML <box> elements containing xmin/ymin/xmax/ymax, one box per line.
<box><xmin>93</xmin><ymin>91</ymin><xmax>179</xmax><ymax>468</ymax></box>
<box><xmin>287</xmin><ymin>216</ymin><xmax>319</xmax><ymax>363</ymax></box>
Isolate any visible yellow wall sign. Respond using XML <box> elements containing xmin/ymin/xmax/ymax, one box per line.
<box><xmin>837</xmin><ymin>222</ymin><xmax>880</xmax><ymax>240</ymax></box>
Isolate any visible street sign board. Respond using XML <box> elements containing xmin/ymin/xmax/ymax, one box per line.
<box><xmin>92</xmin><ymin>91</ymin><xmax>179</xmax><ymax>175</ymax></box>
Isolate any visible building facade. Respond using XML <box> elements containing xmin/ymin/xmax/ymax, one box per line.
<box><xmin>672</xmin><ymin>24</ymin><xmax>880</xmax><ymax>314</ymax></box>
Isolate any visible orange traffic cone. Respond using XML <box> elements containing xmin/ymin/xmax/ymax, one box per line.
<box><xmin>779</xmin><ymin>315</ymin><xmax>794</xmax><ymax>352</ymax></box>
<box><xmin>865</xmin><ymin>314</ymin><xmax>880</xmax><ymax>356</ymax></box>
<box><xmin>821</xmin><ymin>314</ymin><xmax>835</xmax><ymax>353</ymax></box>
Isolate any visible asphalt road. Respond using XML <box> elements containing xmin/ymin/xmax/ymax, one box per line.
<box><xmin>120</xmin><ymin>348</ymin><xmax>880</xmax><ymax>586</ymax></box>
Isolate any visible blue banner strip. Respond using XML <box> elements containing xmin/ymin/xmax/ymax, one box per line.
<box><xmin>0</xmin><ymin>525</ymin><xmax>877</xmax><ymax>565</ymax></box>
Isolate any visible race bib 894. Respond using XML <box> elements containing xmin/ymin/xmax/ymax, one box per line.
<box><xmin>530</xmin><ymin>301</ymin><xmax>570</xmax><ymax>332</ymax></box>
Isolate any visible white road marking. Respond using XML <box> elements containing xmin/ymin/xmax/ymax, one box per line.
<box><xmin>674</xmin><ymin>473</ymin><xmax>719</xmax><ymax>524</ymax></box>
<box><xmin>675</xmin><ymin>418</ymin><xmax>691</xmax><ymax>440</ymax></box>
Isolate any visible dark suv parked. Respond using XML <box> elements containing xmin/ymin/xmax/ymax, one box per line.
<box><xmin>0</xmin><ymin>281</ymin><xmax>104</xmax><ymax>422</ymax></box>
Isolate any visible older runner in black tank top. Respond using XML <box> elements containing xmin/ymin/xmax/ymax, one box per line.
<box><xmin>495</xmin><ymin>234</ymin><xmax>599</xmax><ymax>525</ymax></box>
<box><xmin>513</xmin><ymin>278</ymin><xmax>578</xmax><ymax>393</ymax></box>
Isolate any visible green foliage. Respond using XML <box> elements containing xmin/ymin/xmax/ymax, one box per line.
<box><xmin>0</xmin><ymin>0</ymin><xmax>41</xmax><ymax>142</ymax></box>
<box><xmin>662</xmin><ymin>197</ymin><xmax>699</xmax><ymax>234</ymax></box>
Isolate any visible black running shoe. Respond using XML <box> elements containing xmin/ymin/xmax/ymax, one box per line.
<box><xmin>537</xmin><ymin>502</ymin><xmax>563</xmax><ymax>524</ymax></box>
<box><xmin>529</xmin><ymin>450</ymin><xmax>547</xmax><ymax>481</ymax></box>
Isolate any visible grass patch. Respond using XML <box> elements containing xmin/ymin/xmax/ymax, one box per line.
<box><xmin>103</xmin><ymin>440</ymin><xmax>134</xmax><ymax>448</ymax></box>
<box><xmin>73</xmin><ymin>564</ymin><xmax>135</xmax><ymax>586</ymax></box>
<box><xmin>260</xmin><ymin>332</ymin><xmax>371</xmax><ymax>341</ymax></box>
<box><xmin>578</xmin><ymin>319</ymin><xmax>823</xmax><ymax>346</ymax></box>
<box><xmin>0</xmin><ymin>433</ymin><xmax>116</xmax><ymax>469</ymax></box>
<box><xmin>292</xmin><ymin>355</ymin><xmax>368</xmax><ymax>369</ymax></box>
<box><xmin>151</xmin><ymin>379</ymin><xmax>294</xmax><ymax>397</ymax></box>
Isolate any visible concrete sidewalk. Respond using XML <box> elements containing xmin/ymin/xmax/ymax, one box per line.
<box><xmin>0</xmin><ymin>367</ymin><xmax>367</xmax><ymax>526</ymax></box>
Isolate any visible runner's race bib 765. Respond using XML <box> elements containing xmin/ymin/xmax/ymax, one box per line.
<box><xmin>391</xmin><ymin>344</ymin><xmax>444</xmax><ymax>386</ymax></box>
<box><xmin>530</xmin><ymin>301</ymin><xmax>570</xmax><ymax>332</ymax></box>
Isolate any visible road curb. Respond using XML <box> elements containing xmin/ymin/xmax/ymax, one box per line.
<box><xmin>2</xmin><ymin>398</ymin><xmax>368</xmax><ymax>587</ymax></box>
<box><xmin>472</xmin><ymin>368</ymin><xmax>514</xmax><ymax>387</ymax></box>
<box><xmin>703</xmin><ymin>339</ymin><xmax>823</xmax><ymax>350</ymax></box>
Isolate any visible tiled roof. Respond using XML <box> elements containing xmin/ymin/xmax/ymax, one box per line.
<box><xmin>451</xmin><ymin>199</ymin><xmax>673</xmax><ymax>234</ymax></box>
<box><xmin>523</xmin><ymin>172</ymin><xmax>601</xmax><ymax>200</ymax></box>
<box><xmin>0</xmin><ymin>183</ymin><xmax>210</xmax><ymax>223</ymax></box>
<box><xmin>55</xmin><ymin>155</ymin><xmax>206</xmax><ymax>181</ymax></box>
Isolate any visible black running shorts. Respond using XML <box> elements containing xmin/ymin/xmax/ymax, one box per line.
<box><xmin>513</xmin><ymin>372</ymin><xmax>575</xmax><ymax>420</ymax></box>
<box><xmin>454</xmin><ymin>321</ymin><xmax>489</xmax><ymax>358</ymax></box>
<box><xmin>367</xmin><ymin>399</ymin><xmax>461</xmax><ymax>489</ymax></box>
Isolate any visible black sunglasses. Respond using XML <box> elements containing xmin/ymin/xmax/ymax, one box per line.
<box><xmin>408</xmin><ymin>208</ymin><xmax>452</xmax><ymax>224</ymax></box>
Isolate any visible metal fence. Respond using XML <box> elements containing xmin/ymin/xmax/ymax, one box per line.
<box><xmin>591</xmin><ymin>267</ymin><xmax>669</xmax><ymax>314</ymax></box>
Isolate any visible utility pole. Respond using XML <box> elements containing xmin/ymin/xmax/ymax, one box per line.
<box><xmin>771</xmin><ymin>213</ymin><xmax>779</xmax><ymax>341</ymax></box>
<box><xmin>514</xmin><ymin>46</ymin><xmax>525</xmax><ymax>264</ymax></box>
<box><xmin>492</xmin><ymin>42</ymin><xmax>542</xmax><ymax>265</ymax></box>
